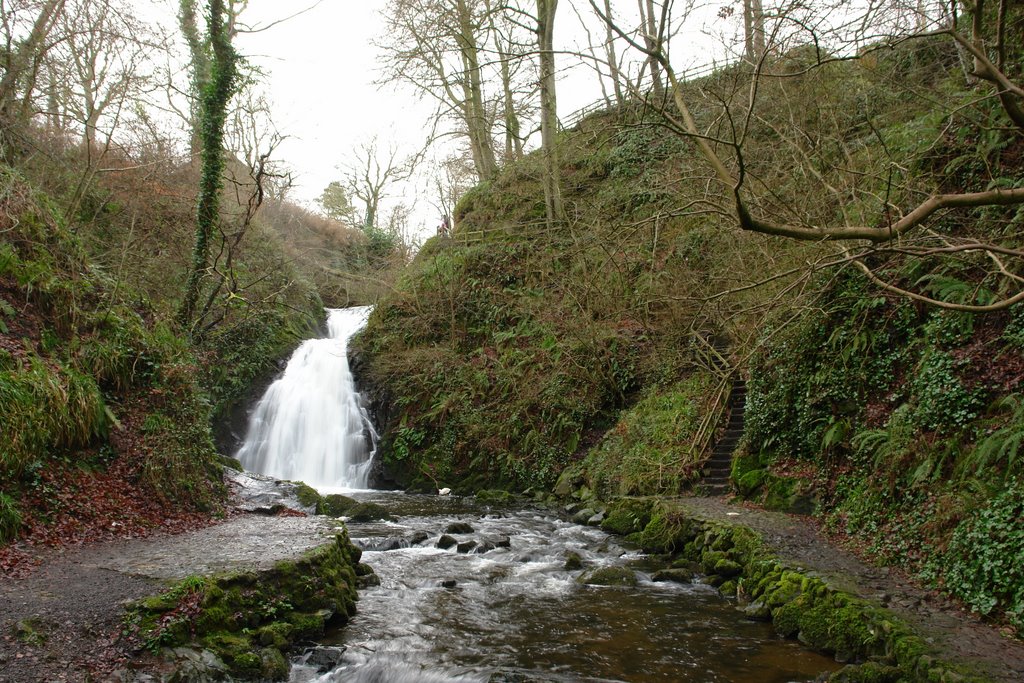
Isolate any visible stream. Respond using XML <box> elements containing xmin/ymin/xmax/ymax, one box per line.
<box><xmin>235</xmin><ymin>308</ymin><xmax>840</xmax><ymax>682</ymax></box>
<box><xmin>289</xmin><ymin>492</ymin><xmax>839</xmax><ymax>683</ymax></box>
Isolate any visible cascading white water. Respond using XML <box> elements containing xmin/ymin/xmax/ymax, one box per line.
<box><xmin>236</xmin><ymin>306</ymin><xmax>376</xmax><ymax>489</ymax></box>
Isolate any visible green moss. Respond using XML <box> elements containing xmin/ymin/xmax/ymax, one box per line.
<box><xmin>128</xmin><ymin>531</ymin><xmax>362</xmax><ymax>679</ymax></box>
<box><xmin>321</xmin><ymin>494</ymin><xmax>358</xmax><ymax>516</ymax></box>
<box><xmin>287</xmin><ymin>611</ymin><xmax>326</xmax><ymax>639</ymax></box>
<box><xmin>600</xmin><ymin>498</ymin><xmax>654</xmax><ymax>535</ymax></box>
<box><xmin>577</xmin><ymin>566</ymin><xmax>638</xmax><ymax>586</ymax></box>
<box><xmin>292</xmin><ymin>481</ymin><xmax>324</xmax><ymax>511</ymax></box>
<box><xmin>346</xmin><ymin>502</ymin><xmax>393</xmax><ymax>522</ymax></box>
<box><xmin>476</xmin><ymin>489</ymin><xmax>515</xmax><ymax>503</ymax></box>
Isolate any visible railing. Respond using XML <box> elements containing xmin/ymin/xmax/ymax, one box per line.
<box><xmin>687</xmin><ymin>333</ymin><xmax>735</xmax><ymax>466</ymax></box>
<box><xmin>560</xmin><ymin>57</ymin><xmax>739</xmax><ymax>131</ymax></box>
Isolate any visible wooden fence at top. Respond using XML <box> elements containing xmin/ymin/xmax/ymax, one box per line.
<box><xmin>559</xmin><ymin>58</ymin><xmax>737</xmax><ymax>130</ymax></box>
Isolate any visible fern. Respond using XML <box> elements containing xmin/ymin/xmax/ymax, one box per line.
<box><xmin>959</xmin><ymin>394</ymin><xmax>1024</xmax><ymax>482</ymax></box>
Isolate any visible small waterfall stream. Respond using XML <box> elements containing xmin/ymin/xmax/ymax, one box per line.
<box><xmin>234</xmin><ymin>306</ymin><xmax>838</xmax><ymax>683</ymax></box>
<box><xmin>236</xmin><ymin>306</ymin><xmax>376</xmax><ymax>489</ymax></box>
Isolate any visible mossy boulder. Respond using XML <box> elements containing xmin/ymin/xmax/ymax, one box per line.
<box><xmin>291</xmin><ymin>481</ymin><xmax>325</xmax><ymax>512</ymax></box>
<box><xmin>564</xmin><ymin>551</ymin><xmax>584</xmax><ymax>570</ymax></box>
<box><xmin>346</xmin><ymin>502</ymin><xmax>393</xmax><ymax>522</ymax></box>
<box><xmin>476</xmin><ymin>489</ymin><xmax>515</xmax><ymax>503</ymax></box>
<box><xmin>321</xmin><ymin>494</ymin><xmax>358</xmax><ymax>517</ymax></box>
<box><xmin>600</xmin><ymin>498</ymin><xmax>655</xmax><ymax>535</ymax></box>
<box><xmin>128</xmin><ymin>531</ymin><xmax>362</xmax><ymax>680</ymax></box>
<box><xmin>577</xmin><ymin>566</ymin><xmax>638</xmax><ymax>587</ymax></box>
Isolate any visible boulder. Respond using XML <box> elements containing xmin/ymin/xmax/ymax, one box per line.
<box><xmin>577</xmin><ymin>566</ymin><xmax>638</xmax><ymax>587</ymax></box>
<box><xmin>444</xmin><ymin>521</ymin><xmax>475</xmax><ymax>534</ymax></box>
<box><xmin>436</xmin><ymin>535</ymin><xmax>457</xmax><ymax>550</ymax></box>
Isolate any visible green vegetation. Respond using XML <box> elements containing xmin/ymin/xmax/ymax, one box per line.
<box><xmin>0</xmin><ymin>114</ymin><xmax>380</xmax><ymax>546</ymax></box>
<box><xmin>355</xmin><ymin>32</ymin><xmax>1024</xmax><ymax>639</ymax></box>
<box><xmin>593</xmin><ymin>498</ymin><xmax>987</xmax><ymax>682</ymax></box>
<box><xmin>126</xmin><ymin>532</ymin><xmax>365</xmax><ymax>678</ymax></box>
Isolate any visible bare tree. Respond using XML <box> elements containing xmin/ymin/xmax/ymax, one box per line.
<box><xmin>592</xmin><ymin>0</ymin><xmax>1024</xmax><ymax>312</ymax></box>
<box><xmin>379</xmin><ymin>0</ymin><xmax>539</xmax><ymax>181</ymax></box>
<box><xmin>535</xmin><ymin>0</ymin><xmax>563</xmax><ymax>225</ymax></box>
<box><xmin>46</xmin><ymin>0</ymin><xmax>155</xmax><ymax>148</ymax></box>
<box><xmin>341</xmin><ymin>136</ymin><xmax>418</xmax><ymax>232</ymax></box>
<box><xmin>0</xmin><ymin>0</ymin><xmax>66</xmax><ymax>157</ymax></box>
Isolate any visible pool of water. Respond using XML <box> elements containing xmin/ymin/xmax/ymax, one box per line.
<box><xmin>291</xmin><ymin>492</ymin><xmax>839</xmax><ymax>683</ymax></box>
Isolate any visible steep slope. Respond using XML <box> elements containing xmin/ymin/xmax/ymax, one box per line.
<box><xmin>354</xmin><ymin>36</ymin><xmax>1024</xmax><ymax>637</ymax></box>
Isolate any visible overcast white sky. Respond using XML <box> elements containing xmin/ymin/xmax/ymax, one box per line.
<box><xmin>149</xmin><ymin>0</ymin><xmax>737</xmax><ymax>235</ymax></box>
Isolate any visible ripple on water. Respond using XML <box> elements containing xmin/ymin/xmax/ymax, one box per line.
<box><xmin>291</xmin><ymin>492</ymin><xmax>840</xmax><ymax>683</ymax></box>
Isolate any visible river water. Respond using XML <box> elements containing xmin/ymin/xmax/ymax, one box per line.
<box><xmin>291</xmin><ymin>492</ymin><xmax>839</xmax><ymax>683</ymax></box>
<box><xmin>237</xmin><ymin>308</ymin><xmax>838</xmax><ymax>682</ymax></box>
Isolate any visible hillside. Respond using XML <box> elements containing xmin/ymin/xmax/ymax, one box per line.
<box><xmin>0</xmin><ymin>134</ymin><xmax>388</xmax><ymax>571</ymax></box>
<box><xmin>353</xmin><ymin>35</ymin><xmax>1024</xmax><ymax>636</ymax></box>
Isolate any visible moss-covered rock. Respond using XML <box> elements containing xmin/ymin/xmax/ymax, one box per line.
<box><xmin>476</xmin><ymin>489</ymin><xmax>515</xmax><ymax>503</ymax></box>
<box><xmin>600</xmin><ymin>498</ymin><xmax>655</xmax><ymax>535</ymax></box>
<box><xmin>128</xmin><ymin>530</ymin><xmax>362</xmax><ymax>680</ymax></box>
<box><xmin>577</xmin><ymin>566</ymin><xmax>638</xmax><ymax>587</ymax></box>
<box><xmin>321</xmin><ymin>494</ymin><xmax>358</xmax><ymax>517</ymax></box>
<box><xmin>346</xmin><ymin>502</ymin><xmax>393</xmax><ymax>522</ymax></box>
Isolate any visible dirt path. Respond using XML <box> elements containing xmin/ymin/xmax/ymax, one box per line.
<box><xmin>678</xmin><ymin>496</ymin><xmax>1024</xmax><ymax>683</ymax></box>
<box><xmin>0</xmin><ymin>515</ymin><xmax>337</xmax><ymax>683</ymax></box>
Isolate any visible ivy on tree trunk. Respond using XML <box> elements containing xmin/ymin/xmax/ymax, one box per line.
<box><xmin>177</xmin><ymin>0</ymin><xmax>237</xmax><ymax>332</ymax></box>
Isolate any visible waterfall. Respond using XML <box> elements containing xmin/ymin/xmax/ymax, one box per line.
<box><xmin>236</xmin><ymin>306</ymin><xmax>376</xmax><ymax>490</ymax></box>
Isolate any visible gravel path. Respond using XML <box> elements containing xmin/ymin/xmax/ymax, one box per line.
<box><xmin>678</xmin><ymin>496</ymin><xmax>1024</xmax><ymax>683</ymax></box>
<box><xmin>0</xmin><ymin>515</ymin><xmax>337</xmax><ymax>683</ymax></box>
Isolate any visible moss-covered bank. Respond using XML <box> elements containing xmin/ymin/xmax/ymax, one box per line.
<box><xmin>126</xmin><ymin>530</ymin><xmax>370</xmax><ymax>680</ymax></box>
<box><xmin>596</xmin><ymin>497</ymin><xmax>992</xmax><ymax>683</ymax></box>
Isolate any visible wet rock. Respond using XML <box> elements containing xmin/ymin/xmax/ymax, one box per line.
<box><xmin>357</xmin><ymin>537</ymin><xmax>404</xmax><ymax>551</ymax></box>
<box><xmin>476</xmin><ymin>489</ymin><xmax>515</xmax><ymax>503</ymax></box>
<box><xmin>357</xmin><ymin>573</ymin><xmax>381</xmax><ymax>588</ymax></box>
<box><xmin>409</xmin><ymin>531</ymin><xmax>430</xmax><ymax>545</ymax></box>
<box><xmin>563</xmin><ymin>552</ymin><xmax>584</xmax><ymax>571</ymax></box>
<box><xmin>741</xmin><ymin>600</ymin><xmax>772</xmax><ymax>620</ymax></box>
<box><xmin>586</xmin><ymin>511</ymin><xmax>606</xmax><ymax>526</ymax></box>
<box><xmin>321</xmin><ymin>494</ymin><xmax>358</xmax><ymax>517</ymax></box>
<box><xmin>355</xmin><ymin>562</ymin><xmax>375</xmax><ymax>576</ymax></box>
<box><xmin>572</xmin><ymin>508</ymin><xmax>596</xmax><ymax>525</ymax></box>
<box><xmin>651</xmin><ymin>568</ymin><xmax>694</xmax><ymax>584</ymax></box>
<box><xmin>577</xmin><ymin>566</ymin><xmax>638</xmax><ymax>587</ymax></box>
<box><xmin>457</xmin><ymin>540</ymin><xmax>478</xmax><ymax>554</ymax></box>
<box><xmin>163</xmin><ymin>647</ymin><xmax>227</xmax><ymax>678</ymax></box>
<box><xmin>441</xmin><ymin>579</ymin><xmax>458</xmax><ymax>588</ymax></box>
<box><xmin>494</xmin><ymin>536</ymin><xmax>512</xmax><ymax>549</ymax></box>
<box><xmin>301</xmin><ymin>645</ymin><xmax>347</xmax><ymax>673</ymax></box>
<box><xmin>828</xmin><ymin>662</ymin><xmax>902</xmax><ymax>682</ymax></box>
<box><xmin>347</xmin><ymin>502</ymin><xmax>393</xmax><ymax>522</ymax></box>
<box><xmin>445</xmin><ymin>522</ymin><xmax>475</xmax><ymax>534</ymax></box>
<box><xmin>474</xmin><ymin>541</ymin><xmax>496</xmax><ymax>554</ymax></box>
<box><xmin>436</xmin><ymin>534</ymin><xmax>458</xmax><ymax>550</ymax></box>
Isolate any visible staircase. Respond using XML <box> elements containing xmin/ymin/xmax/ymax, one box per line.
<box><xmin>701</xmin><ymin>380</ymin><xmax>746</xmax><ymax>496</ymax></box>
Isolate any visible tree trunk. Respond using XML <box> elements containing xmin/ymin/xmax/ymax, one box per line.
<box><xmin>456</xmin><ymin>0</ymin><xmax>497</xmax><ymax>179</ymax></box>
<box><xmin>603</xmin><ymin>0</ymin><xmax>624</xmax><ymax>106</ymax></box>
<box><xmin>638</xmin><ymin>0</ymin><xmax>663</xmax><ymax>101</ymax></box>
<box><xmin>178</xmin><ymin>0</ymin><xmax>237</xmax><ymax>330</ymax></box>
<box><xmin>0</xmin><ymin>0</ymin><xmax>65</xmax><ymax>158</ymax></box>
<box><xmin>536</xmin><ymin>0</ymin><xmax>563</xmax><ymax>226</ymax></box>
<box><xmin>179</xmin><ymin>0</ymin><xmax>211</xmax><ymax>158</ymax></box>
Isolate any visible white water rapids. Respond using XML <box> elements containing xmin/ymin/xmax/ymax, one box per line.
<box><xmin>236</xmin><ymin>307</ymin><xmax>376</xmax><ymax>489</ymax></box>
